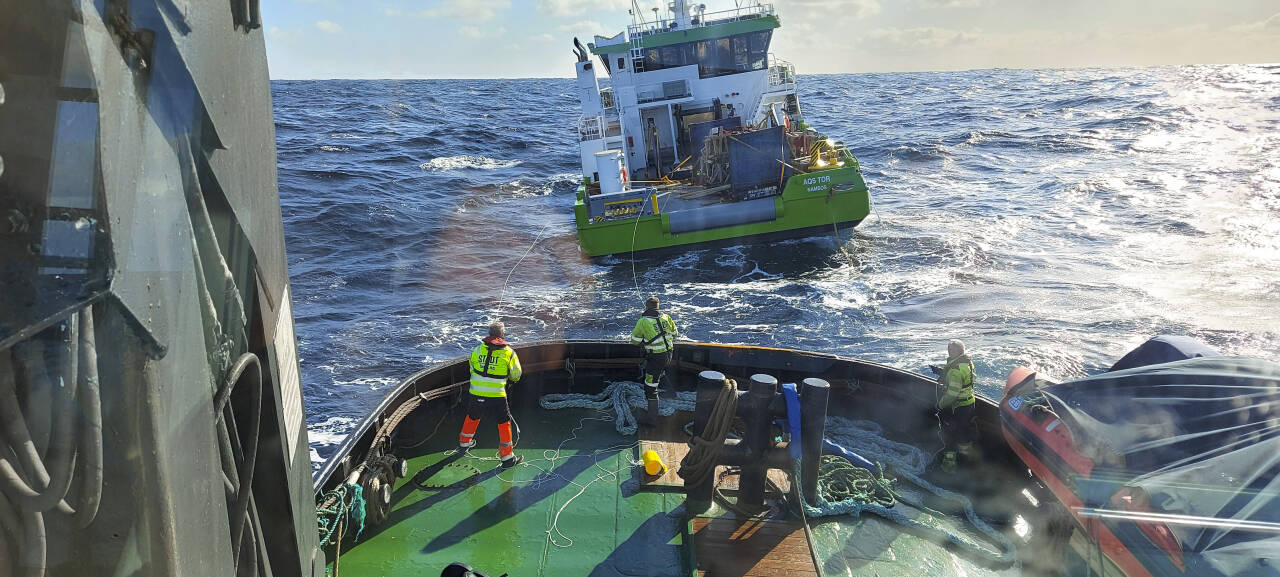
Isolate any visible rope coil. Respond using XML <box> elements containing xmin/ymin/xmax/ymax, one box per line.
<box><xmin>316</xmin><ymin>483</ymin><xmax>366</xmax><ymax>545</ymax></box>
<box><xmin>539</xmin><ymin>381</ymin><xmax>695</xmax><ymax>436</ymax></box>
<box><xmin>795</xmin><ymin>416</ymin><xmax>1017</xmax><ymax>569</ymax></box>
<box><xmin>677</xmin><ymin>377</ymin><xmax>738</xmax><ymax>488</ymax></box>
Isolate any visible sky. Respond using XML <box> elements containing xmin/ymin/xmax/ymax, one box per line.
<box><xmin>263</xmin><ymin>0</ymin><xmax>1280</xmax><ymax>79</ymax></box>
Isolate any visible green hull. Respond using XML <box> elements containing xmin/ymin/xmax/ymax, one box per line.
<box><xmin>574</xmin><ymin>164</ymin><xmax>871</xmax><ymax>257</ymax></box>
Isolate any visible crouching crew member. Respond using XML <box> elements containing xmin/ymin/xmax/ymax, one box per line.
<box><xmin>458</xmin><ymin>321</ymin><xmax>524</xmax><ymax>468</ymax></box>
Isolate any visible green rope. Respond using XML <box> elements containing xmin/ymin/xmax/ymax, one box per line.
<box><xmin>316</xmin><ymin>483</ymin><xmax>366</xmax><ymax>545</ymax></box>
<box><xmin>815</xmin><ymin>455</ymin><xmax>897</xmax><ymax>508</ymax></box>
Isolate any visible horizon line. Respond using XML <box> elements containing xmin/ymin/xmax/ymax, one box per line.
<box><xmin>267</xmin><ymin>61</ymin><xmax>1280</xmax><ymax>81</ymax></box>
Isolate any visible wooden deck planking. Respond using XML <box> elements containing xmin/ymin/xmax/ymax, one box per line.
<box><xmin>692</xmin><ymin>517</ymin><xmax>818</xmax><ymax>577</ymax></box>
<box><xmin>638</xmin><ymin>439</ymin><xmax>793</xmax><ymax>493</ymax></box>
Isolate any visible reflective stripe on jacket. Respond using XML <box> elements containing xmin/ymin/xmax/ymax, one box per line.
<box><xmin>630</xmin><ymin>312</ymin><xmax>677</xmax><ymax>353</ymax></box>
<box><xmin>469</xmin><ymin>343</ymin><xmax>522</xmax><ymax>398</ymax></box>
<box><xmin>938</xmin><ymin>353</ymin><xmax>976</xmax><ymax>410</ymax></box>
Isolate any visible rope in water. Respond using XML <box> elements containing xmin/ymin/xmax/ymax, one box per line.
<box><xmin>796</xmin><ymin>416</ymin><xmax>1017</xmax><ymax>569</ymax></box>
<box><xmin>316</xmin><ymin>483</ymin><xmax>366</xmax><ymax>545</ymax></box>
<box><xmin>539</xmin><ymin>380</ymin><xmax>696</xmax><ymax>436</ymax></box>
<box><xmin>497</xmin><ymin>217</ymin><xmax>555</xmax><ymax>312</ymax></box>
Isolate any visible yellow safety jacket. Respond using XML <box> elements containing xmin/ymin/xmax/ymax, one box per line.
<box><xmin>469</xmin><ymin>342</ymin><xmax>522</xmax><ymax>398</ymax></box>
<box><xmin>630</xmin><ymin>312</ymin><xmax>677</xmax><ymax>354</ymax></box>
<box><xmin>937</xmin><ymin>353</ymin><xmax>976</xmax><ymax>410</ymax></box>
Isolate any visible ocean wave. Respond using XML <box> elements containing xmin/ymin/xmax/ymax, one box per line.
<box><xmin>419</xmin><ymin>155</ymin><xmax>523</xmax><ymax>172</ymax></box>
<box><xmin>273</xmin><ymin>68</ymin><xmax>1280</xmax><ymax>458</ymax></box>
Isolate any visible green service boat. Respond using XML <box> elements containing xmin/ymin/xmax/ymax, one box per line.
<box><xmin>569</xmin><ymin>1</ymin><xmax>871</xmax><ymax>257</ymax></box>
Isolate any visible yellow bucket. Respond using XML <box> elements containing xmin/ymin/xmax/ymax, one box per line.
<box><xmin>641</xmin><ymin>450</ymin><xmax>667</xmax><ymax>476</ymax></box>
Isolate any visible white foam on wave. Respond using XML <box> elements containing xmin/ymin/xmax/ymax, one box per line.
<box><xmin>308</xmin><ymin>416</ymin><xmax>357</xmax><ymax>448</ymax></box>
<box><xmin>319</xmin><ymin>145</ymin><xmax>349</xmax><ymax>152</ymax></box>
<box><xmin>419</xmin><ymin>155</ymin><xmax>522</xmax><ymax>172</ymax></box>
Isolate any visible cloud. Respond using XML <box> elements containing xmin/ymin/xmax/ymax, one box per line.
<box><xmin>419</xmin><ymin>0</ymin><xmax>511</xmax><ymax>22</ymax></box>
<box><xmin>533</xmin><ymin>33</ymin><xmax>556</xmax><ymax>42</ymax></box>
<box><xmin>1226</xmin><ymin>12</ymin><xmax>1280</xmax><ymax>35</ymax></box>
<box><xmin>458</xmin><ymin>25</ymin><xmax>507</xmax><ymax>39</ymax></box>
<box><xmin>918</xmin><ymin>0</ymin><xmax>984</xmax><ymax>7</ymax></box>
<box><xmin>315</xmin><ymin>20</ymin><xmax>342</xmax><ymax>34</ymax></box>
<box><xmin>537</xmin><ymin>0</ymin><xmax>630</xmax><ymax>17</ymax></box>
<box><xmin>556</xmin><ymin>20</ymin><xmax>609</xmax><ymax>36</ymax></box>
<box><xmin>868</xmin><ymin>26</ymin><xmax>980</xmax><ymax>49</ymax></box>
<box><xmin>381</xmin><ymin>6</ymin><xmax>402</xmax><ymax>17</ymax></box>
<box><xmin>783</xmin><ymin>0</ymin><xmax>881</xmax><ymax>19</ymax></box>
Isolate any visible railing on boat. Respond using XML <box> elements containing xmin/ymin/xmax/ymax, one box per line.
<box><xmin>627</xmin><ymin>2</ymin><xmax>775</xmax><ymax>39</ymax></box>
<box><xmin>767</xmin><ymin>54</ymin><xmax>795</xmax><ymax>87</ymax></box>
<box><xmin>578</xmin><ymin>115</ymin><xmax>621</xmax><ymax>142</ymax></box>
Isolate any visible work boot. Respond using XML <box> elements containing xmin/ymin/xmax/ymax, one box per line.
<box><xmin>957</xmin><ymin>442</ymin><xmax>976</xmax><ymax>465</ymax></box>
<box><xmin>501</xmin><ymin>454</ymin><xmax>524</xmax><ymax>469</ymax></box>
<box><xmin>940</xmin><ymin>451</ymin><xmax>958</xmax><ymax>474</ymax></box>
<box><xmin>638</xmin><ymin>399</ymin><xmax>659</xmax><ymax>428</ymax></box>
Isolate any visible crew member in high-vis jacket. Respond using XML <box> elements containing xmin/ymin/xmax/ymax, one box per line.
<box><xmin>458</xmin><ymin>321</ymin><xmax>524</xmax><ymax>468</ymax></box>
<box><xmin>630</xmin><ymin>296</ymin><xmax>679</xmax><ymax>427</ymax></box>
<box><xmin>930</xmin><ymin>339</ymin><xmax>977</xmax><ymax>473</ymax></box>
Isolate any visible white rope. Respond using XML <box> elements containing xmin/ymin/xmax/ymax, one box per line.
<box><xmin>539</xmin><ymin>381</ymin><xmax>696</xmax><ymax>436</ymax></box>
<box><xmin>497</xmin><ymin>218</ymin><xmax>554</xmax><ymax>312</ymax></box>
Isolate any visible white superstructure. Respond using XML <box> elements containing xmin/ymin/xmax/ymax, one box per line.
<box><xmin>573</xmin><ymin>1</ymin><xmax>799</xmax><ymax>183</ymax></box>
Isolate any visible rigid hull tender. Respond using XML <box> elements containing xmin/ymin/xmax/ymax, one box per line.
<box><xmin>1000</xmin><ymin>337</ymin><xmax>1280</xmax><ymax>577</ymax></box>
<box><xmin>570</xmin><ymin>1</ymin><xmax>871</xmax><ymax>257</ymax></box>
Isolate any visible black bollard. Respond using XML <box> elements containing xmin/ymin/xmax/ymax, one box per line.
<box><xmin>739</xmin><ymin>374</ymin><xmax>778</xmax><ymax>509</ymax></box>
<box><xmin>799</xmin><ymin>377</ymin><xmax>830</xmax><ymax>505</ymax></box>
<box><xmin>688</xmin><ymin>370</ymin><xmax>726</xmax><ymax>507</ymax></box>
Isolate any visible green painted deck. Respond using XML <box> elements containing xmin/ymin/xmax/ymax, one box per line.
<box><xmin>332</xmin><ymin>406</ymin><xmax>693</xmax><ymax>577</ymax></box>
<box><xmin>329</xmin><ymin>398</ymin><xmax>1033</xmax><ymax>577</ymax></box>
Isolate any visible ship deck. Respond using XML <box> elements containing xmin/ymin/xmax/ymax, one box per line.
<box><xmin>329</xmin><ymin>402</ymin><xmax>1035</xmax><ymax>577</ymax></box>
<box><xmin>336</xmin><ymin>404</ymin><xmax>695</xmax><ymax>576</ymax></box>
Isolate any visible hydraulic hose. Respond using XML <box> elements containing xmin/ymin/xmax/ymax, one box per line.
<box><xmin>72</xmin><ymin>308</ymin><xmax>103</xmax><ymax>528</ymax></box>
<box><xmin>13</xmin><ymin>342</ymin><xmax>52</xmax><ymax>457</ymax></box>
<box><xmin>17</xmin><ymin>508</ymin><xmax>44</xmax><ymax>577</ymax></box>
<box><xmin>0</xmin><ymin>317</ymin><xmax>79</xmax><ymax>513</ymax></box>
<box><xmin>215</xmin><ymin>352</ymin><xmax>262</xmax><ymax>572</ymax></box>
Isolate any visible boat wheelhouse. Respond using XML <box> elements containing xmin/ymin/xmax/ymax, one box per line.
<box><xmin>571</xmin><ymin>1</ymin><xmax>871</xmax><ymax>257</ymax></box>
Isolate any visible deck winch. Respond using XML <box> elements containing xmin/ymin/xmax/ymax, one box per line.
<box><xmin>681</xmin><ymin>370</ymin><xmax>830</xmax><ymax>511</ymax></box>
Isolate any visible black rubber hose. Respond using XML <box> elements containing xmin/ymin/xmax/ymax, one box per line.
<box><xmin>0</xmin><ymin>321</ymin><xmax>80</xmax><ymax>513</ymax></box>
<box><xmin>0</xmin><ymin>350</ymin><xmax>52</xmax><ymax>488</ymax></box>
<box><xmin>12</xmin><ymin>342</ymin><xmax>52</xmax><ymax>457</ymax></box>
<box><xmin>218</xmin><ymin>353</ymin><xmax>262</xmax><ymax>572</ymax></box>
<box><xmin>0</xmin><ymin>490</ymin><xmax>22</xmax><ymax>556</ymax></box>
<box><xmin>71</xmin><ymin>308</ymin><xmax>102</xmax><ymax>528</ymax></box>
<box><xmin>18</xmin><ymin>509</ymin><xmax>43</xmax><ymax>577</ymax></box>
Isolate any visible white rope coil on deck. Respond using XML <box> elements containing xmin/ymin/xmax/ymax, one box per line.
<box><xmin>539</xmin><ymin>381</ymin><xmax>696</xmax><ymax>436</ymax></box>
<box><xmin>799</xmin><ymin>416</ymin><xmax>1018</xmax><ymax>570</ymax></box>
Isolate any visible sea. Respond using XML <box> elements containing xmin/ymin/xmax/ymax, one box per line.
<box><xmin>271</xmin><ymin>65</ymin><xmax>1280</xmax><ymax>469</ymax></box>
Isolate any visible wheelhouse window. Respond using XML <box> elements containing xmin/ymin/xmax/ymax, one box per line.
<box><xmin>634</xmin><ymin>30</ymin><xmax>772</xmax><ymax>78</ymax></box>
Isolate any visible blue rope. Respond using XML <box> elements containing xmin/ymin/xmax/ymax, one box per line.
<box><xmin>317</xmin><ymin>482</ymin><xmax>367</xmax><ymax>544</ymax></box>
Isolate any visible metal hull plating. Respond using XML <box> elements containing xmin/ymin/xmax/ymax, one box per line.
<box><xmin>574</xmin><ymin>165</ymin><xmax>870</xmax><ymax>257</ymax></box>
